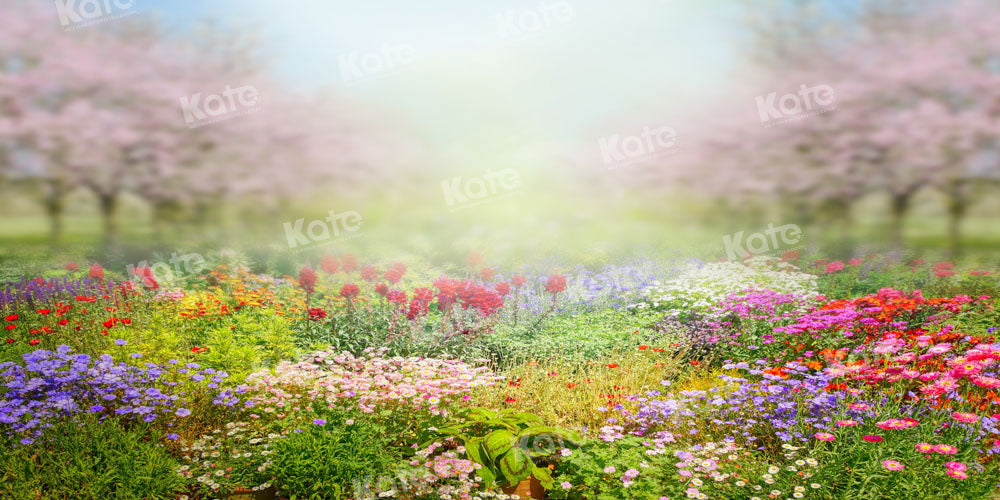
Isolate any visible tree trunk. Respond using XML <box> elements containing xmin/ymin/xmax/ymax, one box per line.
<box><xmin>98</xmin><ymin>193</ymin><xmax>118</xmax><ymax>248</ymax></box>
<box><xmin>44</xmin><ymin>195</ymin><xmax>64</xmax><ymax>248</ymax></box>
<box><xmin>888</xmin><ymin>192</ymin><xmax>912</xmax><ymax>255</ymax></box>
<box><xmin>945</xmin><ymin>186</ymin><xmax>968</xmax><ymax>259</ymax></box>
<box><xmin>824</xmin><ymin>198</ymin><xmax>854</xmax><ymax>258</ymax></box>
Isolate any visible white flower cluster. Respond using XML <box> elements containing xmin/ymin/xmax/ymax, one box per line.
<box><xmin>626</xmin><ymin>257</ymin><xmax>819</xmax><ymax>316</ymax></box>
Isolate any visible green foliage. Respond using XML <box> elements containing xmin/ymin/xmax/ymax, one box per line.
<box><xmin>480</xmin><ymin>309</ymin><xmax>663</xmax><ymax>367</ymax></box>
<box><xmin>423</xmin><ymin>407</ymin><xmax>581</xmax><ymax>489</ymax></box>
<box><xmin>0</xmin><ymin>417</ymin><xmax>183</xmax><ymax>500</ymax></box>
<box><xmin>269</xmin><ymin>408</ymin><xmax>403</xmax><ymax>500</ymax></box>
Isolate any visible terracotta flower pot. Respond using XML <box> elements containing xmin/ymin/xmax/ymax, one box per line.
<box><xmin>501</xmin><ymin>476</ymin><xmax>546</xmax><ymax>499</ymax></box>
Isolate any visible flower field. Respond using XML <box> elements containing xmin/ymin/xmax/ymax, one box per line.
<box><xmin>1</xmin><ymin>253</ymin><xmax>999</xmax><ymax>500</ymax></box>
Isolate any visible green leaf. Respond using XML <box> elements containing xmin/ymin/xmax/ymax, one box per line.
<box><xmin>484</xmin><ymin>430</ymin><xmax>516</xmax><ymax>461</ymax></box>
<box><xmin>531</xmin><ymin>466</ymin><xmax>554</xmax><ymax>489</ymax></box>
<box><xmin>498</xmin><ymin>448</ymin><xmax>532</xmax><ymax>484</ymax></box>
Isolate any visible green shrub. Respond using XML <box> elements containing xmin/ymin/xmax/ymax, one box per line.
<box><xmin>269</xmin><ymin>408</ymin><xmax>403</xmax><ymax>500</ymax></box>
<box><xmin>0</xmin><ymin>417</ymin><xmax>182</xmax><ymax>499</ymax></box>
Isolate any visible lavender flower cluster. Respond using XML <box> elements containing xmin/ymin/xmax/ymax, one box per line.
<box><xmin>0</xmin><ymin>276</ymin><xmax>119</xmax><ymax>310</ymax></box>
<box><xmin>0</xmin><ymin>345</ymin><xmax>238</xmax><ymax>445</ymax></box>
<box><xmin>618</xmin><ymin>362</ymin><xmax>845</xmax><ymax>449</ymax></box>
<box><xmin>509</xmin><ymin>260</ymin><xmax>670</xmax><ymax>315</ymax></box>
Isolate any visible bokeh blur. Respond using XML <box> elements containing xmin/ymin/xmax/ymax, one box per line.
<box><xmin>1</xmin><ymin>0</ymin><xmax>999</xmax><ymax>277</ymax></box>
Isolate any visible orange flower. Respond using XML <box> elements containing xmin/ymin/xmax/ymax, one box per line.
<box><xmin>606</xmin><ymin>363</ymin><xmax>619</xmax><ymax>369</ymax></box>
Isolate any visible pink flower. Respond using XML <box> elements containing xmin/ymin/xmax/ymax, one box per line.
<box><xmin>945</xmin><ymin>461</ymin><xmax>967</xmax><ymax>472</ymax></box>
<box><xmin>836</xmin><ymin>420</ymin><xmax>858</xmax><ymax>427</ymax></box>
<box><xmin>814</xmin><ymin>432</ymin><xmax>836</xmax><ymax>441</ymax></box>
<box><xmin>933</xmin><ymin>444</ymin><xmax>958</xmax><ymax>455</ymax></box>
<box><xmin>915</xmin><ymin>443</ymin><xmax>935</xmax><ymax>453</ymax></box>
<box><xmin>952</xmin><ymin>412</ymin><xmax>979</xmax><ymax>423</ymax></box>
<box><xmin>862</xmin><ymin>435</ymin><xmax>883</xmax><ymax>442</ymax></box>
<box><xmin>945</xmin><ymin>469</ymin><xmax>968</xmax><ymax>479</ymax></box>
<box><xmin>825</xmin><ymin>261</ymin><xmax>845</xmax><ymax>274</ymax></box>
<box><xmin>848</xmin><ymin>258</ymin><xmax>863</xmax><ymax>266</ymax></box>
<box><xmin>881</xmin><ymin>460</ymin><xmax>905</xmax><ymax>471</ymax></box>
<box><xmin>603</xmin><ymin>466</ymin><xmax>616</xmax><ymax>474</ymax></box>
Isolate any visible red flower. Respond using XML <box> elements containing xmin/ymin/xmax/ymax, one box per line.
<box><xmin>606</xmin><ymin>363</ymin><xmax>619</xmax><ymax>369</ymax></box>
<box><xmin>298</xmin><ymin>266</ymin><xmax>317</xmax><ymax>294</ymax></box>
<box><xmin>307</xmin><ymin>307</ymin><xmax>327</xmax><ymax>321</ymax></box>
<box><xmin>407</xmin><ymin>288</ymin><xmax>434</xmax><ymax>320</ymax></box>
<box><xmin>28</xmin><ymin>339</ymin><xmax>40</xmax><ymax>346</ymax></box>
<box><xmin>384</xmin><ymin>262</ymin><xmax>407</xmax><ymax>284</ymax></box>
<box><xmin>504</xmin><ymin>396</ymin><xmax>516</xmax><ymax>403</ymax></box>
<box><xmin>566</xmin><ymin>383</ymin><xmax>577</xmax><ymax>389</ymax></box>
<box><xmin>374</xmin><ymin>283</ymin><xmax>389</xmax><ymax>296</ymax></box>
<box><xmin>320</xmin><ymin>254</ymin><xmax>339</xmax><ymax>274</ymax></box>
<box><xmin>89</xmin><ymin>263</ymin><xmax>105</xmax><ymax>280</ymax></box>
<box><xmin>689</xmin><ymin>360</ymin><xmax>700</xmax><ymax>366</ymax></box>
<box><xmin>638</xmin><ymin>345</ymin><xmax>649</xmax><ymax>350</ymax></box>
<box><xmin>64</xmin><ymin>262</ymin><xmax>79</xmax><ymax>272</ymax></box>
<box><xmin>386</xmin><ymin>289</ymin><xmax>408</xmax><ymax>306</ymax></box>
<box><xmin>130</xmin><ymin>267</ymin><xmax>159</xmax><ymax>290</ymax></box>
<box><xmin>57</xmin><ymin>319</ymin><xmax>69</xmax><ymax>326</ymax></box>
<box><xmin>545</xmin><ymin>275</ymin><xmax>567</xmax><ymax>294</ymax></box>
<box><xmin>3</xmin><ymin>314</ymin><xmax>17</xmax><ymax>321</ymax></box>
<box><xmin>360</xmin><ymin>265</ymin><xmax>378</xmax><ymax>282</ymax></box>
<box><xmin>4</xmin><ymin>338</ymin><xmax>14</xmax><ymax>343</ymax></box>
<box><xmin>190</xmin><ymin>346</ymin><xmax>208</xmax><ymax>353</ymax></box>
<box><xmin>4</xmin><ymin>325</ymin><xmax>16</xmax><ymax>331</ymax></box>
<box><xmin>341</xmin><ymin>253</ymin><xmax>358</xmax><ymax>273</ymax></box>
<box><xmin>102</xmin><ymin>320</ymin><xmax>115</xmax><ymax>329</ymax></box>
<box><xmin>495</xmin><ymin>282</ymin><xmax>511</xmax><ymax>296</ymax></box>
<box><xmin>479</xmin><ymin>268</ymin><xmax>495</xmax><ymax>281</ymax></box>
<box><xmin>36</xmin><ymin>309</ymin><xmax>51</xmax><ymax>315</ymax></box>
<box><xmin>512</xmin><ymin>275</ymin><xmax>526</xmax><ymax>287</ymax></box>
<box><xmin>467</xmin><ymin>251</ymin><xmax>483</xmax><ymax>267</ymax></box>
<box><xmin>340</xmin><ymin>283</ymin><xmax>360</xmax><ymax>301</ymax></box>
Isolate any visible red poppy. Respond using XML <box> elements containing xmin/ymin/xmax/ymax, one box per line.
<box><xmin>638</xmin><ymin>345</ymin><xmax>649</xmax><ymax>350</ymax></box>
<box><xmin>36</xmin><ymin>309</ymin><xmax>51</xmax><ymax>315</ymax></box>
<box><xmin>504</xmin><ymin>396</ymin><xmax>516</xmax><ymax>403</ymax></box>
<box><xmin>191</xmin><ymin>346</ymin><xmax>208</xmax><ymax>353</ymax></box>
<box><xmin>566</xmin><ymin>383</ymin><xmax>577</xmax><ymax>389</ymax></box>
<box><xmin>606</xmin><ymin>363</ymin><xmax>619</xmax><ymax>369</ymax></box>
<box><xmin>28</xmin><ymin>339</ymin><xmax>40</xmax><ymax>346</ymax></box>
<box><xmin>690</xmin><ymin>360</ymin><xmax>700</xmax><ymax>366</ymax></box>
<box><xmin>3</xmin><ymin>314</ymin><xmax>17</xmax><ymax>321</ymax></box>
<box><xmin>4</xmin><ymin>338</ymin><xmax>14</xmax><ymax>343</ymax></box>
<box><xmin>4</xmin><ymin>325</ymin><xmax>15</xmax><ymax>331</ymax></box>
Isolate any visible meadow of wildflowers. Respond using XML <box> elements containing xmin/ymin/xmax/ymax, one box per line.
<box><xmin>1</xmin><ymin>252</ymin><xmax>1000</xmax><ymax>499</ymax></box>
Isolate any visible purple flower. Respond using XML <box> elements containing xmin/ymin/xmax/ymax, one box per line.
<box><xmin>166</xmin><ymin>433</ymin><xmax>179</xmax><ymax>441</ymax></box>
<box><xmin>313</xmin><ymin>418</ymin><xmax>327</xmax><ymax>426</ymax></box>
<box><xmin>113</xmin><ymin>339</ymin><xmax>127</xmax><ymax>346</ymax></box>
<box><xmin>175</xmin><ymin>408</ymin><xmax>192</xmax><ymax>417</ymax></box>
